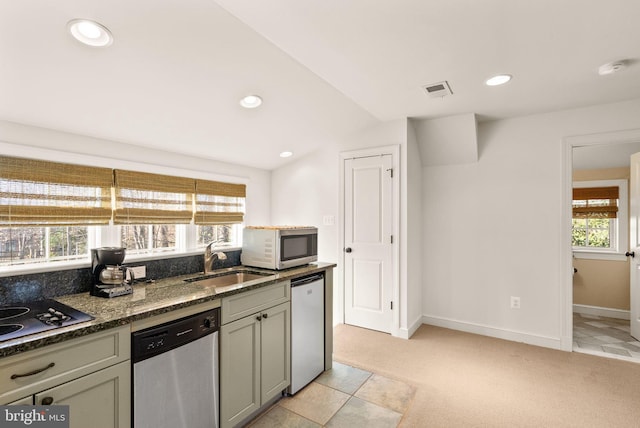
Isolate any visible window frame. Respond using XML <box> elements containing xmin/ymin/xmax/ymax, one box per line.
<box><xmin>572</xmin><ymin>179</ymin><xmax>628</xmax><ymax>261</ymax></box>
<box><xmin>0</xmin><ymin>223</ymin><xmax>243</xmax><ymax>275</ymax></box>
<box><xmin>0</xmin><ymin>149</ymin><xmax>247</xmax><ymax>276</ymax></box>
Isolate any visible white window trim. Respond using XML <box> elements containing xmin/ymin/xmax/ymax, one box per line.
<box><xmin>572</xmin><ymin>179</ymin><xmax>628</xmax><ymax>261</ymax></box>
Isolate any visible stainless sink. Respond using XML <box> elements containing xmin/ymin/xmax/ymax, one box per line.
<box><xmin>184</xmin><ymin>270</ymin><xmax>271</xmax><ymax>288</ymax></box>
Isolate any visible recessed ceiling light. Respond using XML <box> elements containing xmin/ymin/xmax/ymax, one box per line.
<box><xmin>240</xmin><ymin>95</ymin><xmax>263</xmax><ymax>109</ymax></box>
<box><xmin>598</xmin><ymin>60</ymin><xmax>627</xmax><ymax>76</ymax></box>
<box><xmin>67</xmin><ymin>19</ymin><xmax>113</xmax><ymax>47</ymax></box>
<box><xmin>279</xmin><ymin>151</ymin><xmax>293</xmax><ymax>158</ymax></box>
<box><xmin>485</xmin><ymin>74</ymin><xmax>512</xmax><ymax>86</ymax></box>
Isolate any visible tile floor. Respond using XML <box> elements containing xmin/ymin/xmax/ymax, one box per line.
<box><xmin>247</xmin><ymin>361</ymin><xmax>415</xmax><ymax>427</ymax></box>
<box><xmin>573</xmin><ymin>312</ymin><xmax>640</xmax><ymax>361</ymax></box>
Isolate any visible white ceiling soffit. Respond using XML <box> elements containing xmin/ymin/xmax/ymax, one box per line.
<box><xmin>413</xmin><ymin>114</ymin><xmax>478</xmax><ymax>166</ymax></box>
<box><xmin>2</xmin><ymin>1</ymin><xmax>640</xmax><ymax>170</ymax></box>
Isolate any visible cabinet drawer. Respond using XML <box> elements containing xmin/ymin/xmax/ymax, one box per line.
<box><xmin>222</xmin><ymin>280</ymin><xmax>290</xmax><ymax>325</ymax></box>
<box><xmin>0</xmin><ymin>325</ymin><xmax>130</xmax><ymax>404</ymax></box>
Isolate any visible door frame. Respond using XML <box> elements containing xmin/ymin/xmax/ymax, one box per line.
<box><xmin>339</xmin><ymin>145</ymin><xmax>401</xmax><ymax>336</ymax></box>
<box><xmin>562</xmin><ymin>128</ymin><xmax>640</xmax><ymax>351</ymax></box>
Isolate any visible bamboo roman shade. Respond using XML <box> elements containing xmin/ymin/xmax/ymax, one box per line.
<box><xmin>1</xmin><ymin>155</ymin><xmax>246</xmax><ymax>226</ymax></box>
<box><xmin>572</xmin><ymin>186</ymin><xmax>619</xmax><ymax>219</ymax></box>
<box><xmin>113</xmin><ymin>170</ymin><xmax>194</xmax><ymax>224</ymax></box>
<box><xmin>0</xmin><ymin>156</ymin><xmax>113</xmax><ymax>226</ymax></box>
<box><xmin>194</xmin><ymin>180</ymin><xmax>246</xmax><ymax>224</ymax></box>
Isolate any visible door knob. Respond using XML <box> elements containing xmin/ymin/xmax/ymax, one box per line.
<box><xmin>345</xmin><ymin>247</ymin><xmax>352</xmax><ymax>253</ymax></box>
<box><xmin>626</xmin><ymin>251</ymin><xmax>635</xmax><ymax>258</ymax></box>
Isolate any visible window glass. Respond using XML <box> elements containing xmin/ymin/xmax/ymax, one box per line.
<box><xmin>572</xmin><ymin>218</ymin><xmax>611</xmax><ymax>248</ymax></box>
<box><xmin>0</xmin><ymin>226</ymin><xmax>89</xmax><ymax>266</ymax></box>
<box><xmin>153</xmin><ymin>225</ymin><xmax>176</xmax><ymax>250</ymax></box>
<box><xmin>197</xmin><ymin>225</ymin><xmax>236</xmax><ymax>248</ymax></box>
<box><xmin>49</xmin><ymin>226</ymin><xmax>89</xmax><ymax>258</ymax></box>
<box><xmin>121</xmin><ymin>224</ymin><xmax>177</xmax><ymax>254</ymax></box>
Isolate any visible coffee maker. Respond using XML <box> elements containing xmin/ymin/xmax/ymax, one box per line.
<box><xmin>91</xmin><ymin>247</ymin><xmax>134</xmax><ymax>298</ymax></box>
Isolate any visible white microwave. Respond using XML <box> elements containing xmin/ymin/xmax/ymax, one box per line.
<box><xmin>241</xmin><ymin>226</ymin><xmax>318</xmax><ymax>270</ymax></box>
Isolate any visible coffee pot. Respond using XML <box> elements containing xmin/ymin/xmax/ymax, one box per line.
<box><xmin>91</xmin><ymin>247</ymin><xmax>134</xmax><ymax>298</ymax></box>
<box><xmin>98</xmin><ymin>265</ymin><xmax>132</xmax><ymax>285</ymax></box>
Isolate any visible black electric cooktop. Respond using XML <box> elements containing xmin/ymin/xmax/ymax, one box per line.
<box><xmin>0</xmin><ymin>299</ymin><xmax>94</xmax><ymax>342</ymax></box>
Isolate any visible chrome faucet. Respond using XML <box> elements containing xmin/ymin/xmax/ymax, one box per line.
<box><xmin>204</xmin><ymin>244</ymin><xmax>227</xmax><ymax>274</ymax></box>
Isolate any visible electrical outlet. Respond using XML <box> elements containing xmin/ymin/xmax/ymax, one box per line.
<box><xmin>130</xmin><ymin>265</ymin><xmax>146</xmax><ymax>280</ymax></box>
<box><xmin>510</xmin><ymin>296</ymin><xmax>521</xmax><ymax>309</ymax></box>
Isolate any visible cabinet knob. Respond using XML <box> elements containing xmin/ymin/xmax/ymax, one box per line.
<box><xmin>41</xmin><ymin>397</ymin><xmax>54</xmax><ymax>405</ymax></box>
<box><xmin>262</xmin><ymin>313</ymin><xmax>268</xmax><ymax>319</ymax></box>
<box><xmin>256</xmin><ymin>316</ymin><xmax>262</xmax><ymax>322</ymax></box>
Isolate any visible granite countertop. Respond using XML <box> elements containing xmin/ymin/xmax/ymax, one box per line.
<box><xmin>1</xmin><ymin>262</ymin><xmax>335</xmax><ymax>358</ymax></box>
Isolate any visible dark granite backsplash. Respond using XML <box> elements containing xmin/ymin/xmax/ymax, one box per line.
<box><xmin>0</xmin><ymin>249</ymin><xmax>241</xmax><ymax>306</ymax></box>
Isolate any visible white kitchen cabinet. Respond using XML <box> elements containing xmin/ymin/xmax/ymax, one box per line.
<box><xmin>7</xmin><ymin>396</ymin><xmax>33</xmax><ymax>405</ymax></box>
<box><xmin>0</xmin><ymin>325</ymin><xmax>131</xmax><ymax>428</ymax></box>
<box><xmin>35</xmin><ymin>361</ymin><xmax>130</xmax><ymax>428</ymax></box>
<box><xmin>220</xmin><ymin>281</ymin><xmax>291</xmax><ymax>428</ymax></box>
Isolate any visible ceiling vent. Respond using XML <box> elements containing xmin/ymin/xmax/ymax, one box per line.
<box><xmin>422</xmin><ymin>81</ymin><xmax>453</xmax><ymax>98</ymax></box>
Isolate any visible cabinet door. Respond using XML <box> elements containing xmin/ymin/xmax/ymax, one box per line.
<box><xmin>34</xmin><ymin>361</ymin><xmax>130</xmax><ymax>428</ymax></box>
<box><xmin>260</xmin><ymin>302</ymin><xmax>291</xmax><ymax>403</ymax></box>
<box><xmin>220</xmin><ymin>315</ymin><xmax>261</xmax><ymax>428</ymax></box>
<box><xmin>7</xmin><ymin>396</ymin><xmax>33</xmax><ymax>405</ymax></box>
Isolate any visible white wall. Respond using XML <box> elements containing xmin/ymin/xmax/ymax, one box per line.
<box><xmin>270</xmin><ymin>146</ymin><xmax>339</xmax><ymax>262</ymax></box>
<box><xmin>404</xmin><ymin>120</ymin><xmax>423</xmax><ymax>336</ymax></box>
<box><xmin>0</xmin><ymin>120</ymin><xmax>271</xmax><ymax>226</ymax></box>
<box><xmin>422</xmin><ymin>98</ymin><xmax>640</xmax><ymax>349</ymax></box>
<box><xmin>271</xmin><ymin>119</ymin><xmax>411</xmax><ymax>331</ymax></box>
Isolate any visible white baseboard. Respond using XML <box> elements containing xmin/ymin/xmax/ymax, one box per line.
<box><xmin>573</xmin><ymin>304</ymin><xmax>630</xmax><ymax>320</ymax></box>
<box><xmin>407</xmin><ymin>317</ymin><xmax>422</xmax><ymax>338</ymax></box>
<box><xmin>421</xmin><ymin>315</ymin><xmax>563</xmax><ymax>350</ymax></box>
<box><xmin>394</xmin><ymin>317</ymin><xmax>423</xmax><ymax>339</ymax></box>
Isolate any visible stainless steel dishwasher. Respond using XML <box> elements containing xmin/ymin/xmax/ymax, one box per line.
<box><xmin>132</xmin><ymin>307</ymin><xmax>220</xmax><ymax>428</ymax></box>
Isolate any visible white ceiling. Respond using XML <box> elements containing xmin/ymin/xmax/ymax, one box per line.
<box><xmin>1</xmin><ymin>0</ymin><xmax>639</xmax><ymax>170</ymax></box>
<box><xmin>573</xmin><ymin>142</ymin><xmax>640</xmax><ymax>170</ymax></box>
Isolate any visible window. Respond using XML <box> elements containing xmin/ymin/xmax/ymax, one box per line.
<box><xmin>113</xmin><ymin>170</ymin><xmax>194</xmax><ymax>225</ymax></box>
<box><xmin>0</xmin><ymin>155</ymin><xmax>246</xmax><ymax>270</ymax></box>
<box><xmin>572</xmin><ymin>179</ymin><xmax>628</xmax><ymax>260</ymax></box>
<box><xmin>197</xmin><ymin>224</ymin><xmax>239</xmax><ymax>248</ymax></box>
<box><xmin>0</xmin><ymin>226</ymin><xmax>93</xmax><ymax>266</ymax></box>
<box><xmin>121</xmin><ymin>224</ymin><xmax>177</xmax><ymax>255</ymax></box>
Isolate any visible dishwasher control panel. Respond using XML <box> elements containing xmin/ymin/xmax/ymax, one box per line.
<box><xmin>132</xmin><ymin>307</ymin><xmax>220</xmax><ymax>363</ymax></box>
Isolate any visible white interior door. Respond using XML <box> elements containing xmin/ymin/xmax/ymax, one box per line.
<box><xmin>344</xmin><ymin>154</ymin><xmax>393</xmax><ymax>333</ymax></box>
<box><xmin>629</xmin><ymin>152</ymin><xmax>640</xmax><ymax>340</ymax></box>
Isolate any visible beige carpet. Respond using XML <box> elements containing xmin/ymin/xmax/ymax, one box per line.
<box><xmin>333</xmin><ymin>323</ymin><xmax>640</xmax><ymax>427</ymax></box>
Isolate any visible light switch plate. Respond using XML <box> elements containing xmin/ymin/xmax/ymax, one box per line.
<box><xmin>323</xmin><ymin>215</ymin><xmax>335</xmax><ymax>226</ymax></box>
